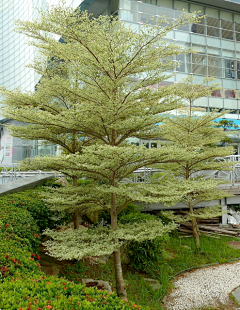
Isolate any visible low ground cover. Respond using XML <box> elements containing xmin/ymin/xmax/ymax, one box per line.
<box><xmin>0</xmin><ymin>187</ymin><xmax>144</xmax><ymax>310</ymax></box>
<box><xmin>61</xmin><ymin>234</ymin><xmax>240</xmax><ymax>310</ymax></box>
<box><xmin>2</xmin><ymin>186</ymin><xmax>240</xmax><ymax>309</ymax></box>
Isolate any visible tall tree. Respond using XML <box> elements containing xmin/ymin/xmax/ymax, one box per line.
<box><xmin>159</xmin><ymin>77</ymin><xmax>233</xmax><ymax>248</ymax></box>
<box><xmin>0</xmin><ymin>4</ymin><xmax>199</xmax><ymax>298</ymax></box>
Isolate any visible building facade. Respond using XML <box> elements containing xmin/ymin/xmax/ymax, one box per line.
<box><xmin>2</xmin><ymin>0</ymin><xmax>240</xmax><ymax>165</ymax></box>
<box><xmin>80</xmin><ymin>0</ymin><xmax>240</xmax><ymax>151</ymax></box>
<box><xmin>0</xmin><ymin>0</ymin><xmax>82</xmax><ymax>166</ymax></box>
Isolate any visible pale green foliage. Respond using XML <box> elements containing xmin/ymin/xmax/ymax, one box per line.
<box><xmin>1</xmin><ymin>7</ymin><xmax>198</xmax><ymax>144</ymax></box>
<box><xmin>162</xmin><ymin>206</ymin><xmax>224</xmax><ymax>223</ymax></box>
<box><xmin>44</xmin><ymin>219</ymin><xmax>177</xmax><ymax>260</ymax></box>
<box><xmin>0</xmin><ymin>2</ymin><xmax>202</xmax><ymax>274</ymax></box>
<box><xmin>158</xmin><ymin>78</ymin><xmax>234</xmax><ymax>245</ymax></box>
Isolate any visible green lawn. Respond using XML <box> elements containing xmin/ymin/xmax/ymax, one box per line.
<box><xmin>60</xmin><ymin>234</ymin><xmax>240</xmax><ymax>310</ymax></box>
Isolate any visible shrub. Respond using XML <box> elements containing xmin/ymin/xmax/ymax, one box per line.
<box><xmin>0</xmin><ymin>275</ymin><xmax>144</xmax><ymax>309</ymax></box>
<box><xmin>0</xmin><ymin>205</ymin><xmax>40</xmax><ymax>251</ymax></box>
<box><xmin>120</xmin><ymin>212</ymin><xmax>169</xmax><ymax>272</ymax></box>
<box><xmin>0</xmin><ymin>189</ymin><xmax>71</xmax><ymax>232</ymax></box>
<box><xmin>0</xmin><ymin>234</ymin><xmax>42</xmax><ymax>279</ymax></box>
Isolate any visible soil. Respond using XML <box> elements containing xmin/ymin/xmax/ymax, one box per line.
<box><xmin>228</xmin><ymin>240</ymin><xmax>240</xmax><ymax>250</ymax></box>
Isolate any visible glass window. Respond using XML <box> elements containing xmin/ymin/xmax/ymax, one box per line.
<box><xmin>191</xmin><ymin>16</ymin><xmax>205</xmax><ymax>35</ymax></box>
<box><xmin>222</xmin><ymin>20</ymin><xmax>234</xmax><ymax>40</ymax></box>
<box><xmin>222</xmin><ymin>20</ymin><xmax>234</xmax><ymax>30</ymax></box>
<box><xmin>176</xmin><ymin>54</ymin><xmax>185</xmax><ymax>72</ymax></box>
<box><xmin>207</xmin><ymin>26</ymin><xmax>219</xmax><ymax>37</ymax></box>
<box><xmin>225</xmin><ymin>60</ymin><xmax>235</xmax><ymax>79</ymax></box>
<box><xmin>208</xmin><ymin>66</ymin><xmax>222</xmax><ymax>77</ymax></box>
<box><xmin>222</xmin><ymin>30</ymin><xmax>234</xmax><ymax>40</ymax></box>
<box><xmin>224</xmin><ymin>89</ymin><xmax>236</xmax><ymax>98</ymax></box>
<box><xmin>237</xmin><ymin>61</ymin><xmax>240</xmax><ymax>79</ymax></box>
<box><xmin>208</xmin><ymin>55</ymin><xmax>221</xmax><ymax>67</ymax></box>
<box><xmin>192</xmin><ymin>54</ymin><xmax>207</xmax><ymax>75</ymax></box>
<box><xmin>211</xmin><ymin>89</ymin><xmax>222</xmax><ymax>97</ymax></box>
<box><xmin>206</xmin><ymin>17</ymin><xmax>220</xmax><ymax>37</ymax></box>
<box><xmin>236</xmin><ymin>23</ymin><xmax>240</xmax><ymax>41</ymax></box>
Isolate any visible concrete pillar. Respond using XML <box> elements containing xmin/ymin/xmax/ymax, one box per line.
<box><xmin>221</xmin><ymin>205</ymin><xmax>228</xmax><ymax>225</ymax></box>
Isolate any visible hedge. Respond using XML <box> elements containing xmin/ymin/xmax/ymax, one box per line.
<box><xmin>0</xmin><ymin>191</ymin><xmax>144</xmax><ymax>310</ymax></box>
<box><xmin>0</xmin><ymin>275</ymin><xmax>141</xmax><ymax>309</ymax></box>
<box><xmin>0</xmin><ymin>188</ymin><xmax>70</xmax><ymax>231</ymax></box>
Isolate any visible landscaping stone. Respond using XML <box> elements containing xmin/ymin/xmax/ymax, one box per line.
<box><xmin>144</xmin><ymin>278</ymin><xmax>161</xmax><ymax>291</ymax></box>
<box><xmin>87</xmin><ymin>255</ymin><xmax>110</xmax><ymax>264</ymax></box>
<box><xmin>40</xmin><ymin>265</ymin><xmax>61</xmax><ymax>276</ymax></box>
<box><xmin>232</xmin><ymin>287</ymin><xmax>240</xmax><ymax>304</ymax></box>
<box><xmin>55</xmin><ymin>177</ymin><xmax>68</xmax><ymax>186</ymax></box>
<box><xmin>81</xmin><ymin>278</ymin><xmax>112</xmax><ymax>293</ymax></box>
<box><xmin>228</xmin><ymin>241</ymin><xmax>240</xmax><ymax>249</ymax></box>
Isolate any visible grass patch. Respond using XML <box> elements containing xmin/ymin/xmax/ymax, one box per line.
<box><xmin>60</xmin><ymin>234</ymin><xmax>240</xmax><ymax>310</ymax></box>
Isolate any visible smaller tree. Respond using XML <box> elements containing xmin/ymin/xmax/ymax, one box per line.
<box><xmin>216</xmin><ymin>119</ymin><xmax>239</xmax><ymax>131</ymax></box>
<box><xmin>159</xmin><ymin>78</ymin><xmax>233</xmax><ymax>248</ymax></box>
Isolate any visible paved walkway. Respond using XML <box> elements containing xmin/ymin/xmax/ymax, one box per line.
<box><xmin>163</xmin><ymin>261</ymin><xmax>240</xmax><ymax>310</ymax></box>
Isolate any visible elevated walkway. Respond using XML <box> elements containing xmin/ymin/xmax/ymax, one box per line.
<box><xmin>0</xmin><ymin>174</ymin><xmax>55</xmax><ymax>196</ymax></box>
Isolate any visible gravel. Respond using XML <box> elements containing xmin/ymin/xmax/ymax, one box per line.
<box><xmin>164</xmin><ymin>261</ymin><xmax>240</xmax><ymax>310</ymax></box>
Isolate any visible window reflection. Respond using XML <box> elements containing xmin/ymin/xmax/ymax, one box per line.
<box><xmin>225</xmin><ymin>60</ymin><xmax>235</xmax><ymax>79</ymax></box>
<box><xmin>225</xmin><ymin>89</ymin><xmax>236</xmax><ymax>98</ymax></box>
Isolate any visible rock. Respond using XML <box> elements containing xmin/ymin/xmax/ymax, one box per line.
<box><xmin>82</xmin><ymin>278</ymin><xmax>112</xmax><ymax>293</ymax></box>
<box><xmin>87</xmin><ymin>255</ymin><xmax>110</xmax><ymax>265</ymax></box>
<box><xmin>40</xmin><ymin>265</ymin><xmax>61</xmax><ymax>276</ymax></box>
<box><xmin>54</xmin><ymin>177</ymin><xmax>68</xmax><ymax>186</ymax></box>
<box><xmin>232</xmin><ymin>287</ymin><xmax>240</xmax><ymax>305</ymax></box>
<box><xmin>144</xmin><ymin>278</ymin><xmax>161</xmax><ymax>291</ymax></box>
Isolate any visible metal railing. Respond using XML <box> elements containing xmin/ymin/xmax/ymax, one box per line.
<box><xmin>0</xmin><ymin>164</ymin><xmax>58</xmax><ymax>185</ymax></box>
<box><xmin>2</xmin><ymin>155</ymin><xmax>240</xmax><ymax>186</ymax></box>
<box><xmin>131</xmin><ymin>155</ymin><xmax>240</xmax><ymax>186</ymax></box>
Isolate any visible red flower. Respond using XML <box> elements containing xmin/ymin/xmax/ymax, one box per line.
<box><xmin>45</xmin><ymin>305</ymin><xmax>53</xmax><ymax>309</ymax></box>
<box><xmin>63</xmin><ymin>287</ymin><xmax>67</xmax><ymax>290</ymax></box>
<box><xmin>31</xmin><ymin>254</ymin><xmax>36</xmax><ymax>257</ymax></box>
<box><xmin>4</xmin><ymin>224</ymin><xmax>9</xmax><ymax>227</ymax></box>
<box><xmin>46</xmin><ymin>282</ymin><xmax>50</xmax><ymax>284</ymax></box>
<box><xmin>19</xmin><ymin>203</ymin><xmax>23</xmax><ymax>205</ymax></box>
<box><xmin>36</xmin><ymin>255</ymin><xmax>41</xmax><ymax>260</ymax></box>
<box><xmin>10</xmin><ymin>201</ymin><xmax>14</xmax><ymax>203</ymax></box>
<box><xmin>62</xmin><ymin>282</ymin><xmax>66</xmax><ymax>286</ymax></box>
<box><xmin>34</xmin><ymin>234</ymin><xmax>39</xmax><ymax>238</ymax></box>
<box><xmin>5</xmin><ymin>255</ymin><xmax>9</xmax><ymax>259</ymax></box>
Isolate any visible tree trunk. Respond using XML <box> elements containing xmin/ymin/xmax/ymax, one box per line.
<box><xmin>73</xmin><ymin>212</ymin><xmax>81</xmax><ymax>229</ymax></box>
<box><xmin>72</xmin><ymin>176</ymin><xmax>78</xmax><ymax>187</ymax></box>
<box><xmin>111</xmin><ymin>189</ymin><xmax>127</xmax><ymax>299</ymax></box>
<box><xmin>189</xmin><ymin>201</ymin><xmax>200</xmax><ymax>248</ymax></box>
<box><xmin>113</xmin><ymin>248</ymin><xmax>127</xmax><ymax>299</ymax></box>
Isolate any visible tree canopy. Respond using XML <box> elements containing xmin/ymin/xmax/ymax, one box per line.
<box><xmin>0</xmin><ymin>3</ymin><xmax>211</xmax><ymax>298</ymax></box>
